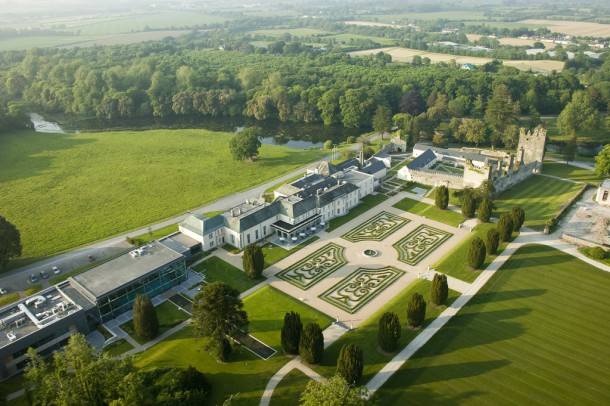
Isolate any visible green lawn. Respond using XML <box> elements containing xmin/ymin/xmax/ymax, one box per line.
<box><xmin>434</xmin><ymin>223</ymin><xmax>515</xmax><ymax>283</ymax></box>
<box><xmin>120</xmin><ymin>300</ymin><xmax>189</xmax><ymax>345</ymax></box>
<box><xmin>192</xmin><ymin>256</ymin><xmax>262</xmax><ymax>293</ymax></box>
<box><xmin>133</xmin><ymin>285</ymin><xmax>332</xmax><ymax>405</ymax></box>
<box><xmin>0</xmin><ymin>292</ymin><xmax>20</xmax><ymax>308</ymax></box>
<box><xmin>493</xmin><ymin>175</ymin><xmax>581</xmax><ymax>230</ymax></box>
<box><xmin>542</xmin><ymin>161</ymin><xmax>603</xmax><ymax>183</ymax></box>
<box><xmin>269</xmin><ymin>369</ymin><xmax>311</xmax><ymax>406</ymax></box>
<box><xmin>312</xmin><ymin>279</ymin><xmax>458</xmax><ymax>384</ymax></box>
<box><xmin>376</xmin><ymin>244</ymin><xmax>610</xmax><ymax>405</ymax></box>
<box><xmin>326</xmin><ymin>194</ymin><xmax>389</xmax><ymax>232</ymax></box>
<box><xmin>0</xmin><ymin>129</ymin><xmax>325</xmax><ymax>264</ymax></box>
<box><xmin>103</xmin><ymin>338</ymin><xmax>134</xmax><ymax>357</ymax></box>
<box><xmin>134</xmin><ymin>224</ymin><xmax>179</xmax><ymax>244</ymax></box>
<box><xmin>393</xmin><ymin>197</ymin><xmax>463</xmax><ymax>227</ymax></box>
<box><xmin>262</xmin><ymin>237</ymin><xmax>319</xmax><ymax>268</ymax></box>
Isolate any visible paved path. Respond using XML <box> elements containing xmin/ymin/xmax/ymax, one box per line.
<box><xmin>537</xmin><ymin>172</ymin><xmax>582</xmax><ymax>184</ymax></box>
<box><xmin>545</xmin><ymin>157</ymin><xmax>596</xmax><ymax>171</ymax></box>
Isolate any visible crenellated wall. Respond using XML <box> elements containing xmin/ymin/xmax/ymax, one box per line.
<box><xmin>409</xmin><ymin>169</ymin><xmax>464</xmax><ymax>189</ymax></box>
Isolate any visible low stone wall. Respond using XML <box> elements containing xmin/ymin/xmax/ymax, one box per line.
<box><xmin>410</xmin><ymin>169</ymin><xmax>464</xmax><ymax>189</ymax></box>
<box><xmin>561</xmin><ymin>233</ymin><xmax>602</xmax><ymax>248</ymax></box>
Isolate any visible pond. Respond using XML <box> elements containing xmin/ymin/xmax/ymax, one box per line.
<box><xmin>31</xmin><ymin>114</ymin><xmax>364</xmax><ymax>149</ymax></box>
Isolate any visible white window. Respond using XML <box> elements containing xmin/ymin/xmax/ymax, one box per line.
<box><xmin>263</xmin><ymin>226</ymin><xmax>267</xmax><ymax>235</ymax></box>
<box><xmin>255</xmin><ymin>230</ymin><xmax>259</xmax><ymax>240</ymax></box>
<box><xmin>231</xmin><ymin>235</ymin><xmax>235</xmax><ymax>244</ymax></box>
<box><xmin>247</xmin><ymin>234</ymin><xmax>251</xmax><ymax>244</ymax></box>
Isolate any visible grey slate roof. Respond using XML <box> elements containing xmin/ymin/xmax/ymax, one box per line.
<box><xmin>335</xmin><ymin>158</ymin><xmax>360</xmax><ymax>171</ymax></box>
<box><xmin>413</xmin><ymin>144</ymin><xmax>498</xmax><ymax>166</ymax></box>
<box><xmin>359</xmin><ymin>157</ymin><xmax>386</xmax><ymax>175</ymax></box>
<box><xmin>224</xmin><ymin>201</ymin><xmax>280</xmax><ymax>233</ymax></box>
<box><xmin>407</xmin><ymin>149</ymin><xmax>437</xmax><ymax>170</ymax></box>
<box><xmin>278</xmin><ymin>195</ymin><xmax>317</xmax><ymax>218</ymax></box>
<box><xmin>179</xmin><ymin>214</ymin><xmax>205</xmax><ymax>235</ymax></box>
<box><xmin>316</xmin><ymin>183</ymin><xmax>359</xmax><ymax>206</ymax></box>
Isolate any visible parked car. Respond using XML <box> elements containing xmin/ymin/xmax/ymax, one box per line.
<box><xmin>0</xmin><ymin>288</ymin><xmax>8</xmax><ymax>295</ymax></box>
<box><xmin>29</xmin><ymin>274</ymin><xmax>38</xmax><ymax>283</ymax></box>
<box><xmin>40</xmin><ymin>270</ymin><xmax>49</xmax><ymax>279</ymax></box>
<box><xmin>52</xmin><ymin>266</ymin><xmax>61</xmax><ymax>275</ymax></box>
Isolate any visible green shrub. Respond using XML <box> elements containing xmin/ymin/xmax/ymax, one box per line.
<box><xmin>485</xmin><ymin>228</ymin><xmax>500</xmax><ymax>255</ymax></box>
<box><xmin>497</xmin><ymin>213</ymin><xmax>514</xmax><ymax>242</ymax></box>
<box><xmin>461</xmin><ymin>194</ymin><xmax>475</xmax><ymax>218</ymax></box>
<box><xmin>467</xmin><ymin>237</ymin><xmax>486</xmax><ymax>270</ymax></box>
<box><xmin>346</xmin><ymin>136</ymin><xmax>356</xmax><ymax>144</ymax></box>
<box><xmin>242</xmin><ymin>244</ymin><xmax>264</xmax><ymax>279</ymax></box>
<box><xmin>377</xmin><ymin>312</ymin><xmax>401</xmax><ymax>352</ymax></box>
<box><xmin>510</xmin><ymin>206</ymin><xmax>526</xmax><ymax>231</ymax></box>
<box><xmin>324</xmin><ymin>140</ymin><xmax>333</xmax><ymax>150</ymax></box>
<box><xmin>337</xmin><ymin>344</ymin><xmax>364</xmax><ymax>385</ymax></box>
<box><xmin>406</xmin><ymin>293</ymin><xmax>426</xmax><ymax>328</ymax></box>
<box><xmin>478</xmin><ymin>196</ymin><xmax>493</xmax><ymax>223</ymax></box>
<box><xmin>133</xmin><ymin>295</ymin><xmax>159</xmax><ymax>340</ymax></box>
<box><xmin>589</xmin><ymin>246</ymin><xmax>607</xmax><ymax>260</ymax></box>
<box><xmin>435</xmin><ymin>185</ymin><xmax>449</xmax><ymax>210</ymax></box>
<box><xmin>281</xmin><ymin>311</ymin><xmax>302</xmax><ymax>356</ymax></box>
<box><xmin>430</xmin><ymin>273</ymin><xmax>448</xmax><ymax>306</ymax></box>
<box><xmin>300</xmin><ymin>323</ymin><xmax>324</xmax><ymax>364</ymax></box>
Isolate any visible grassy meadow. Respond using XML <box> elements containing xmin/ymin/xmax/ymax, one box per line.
<box><xmin>0</xmin><ymin>129</ymin><xmax>325</xmax><ymax>264</ymax></box>
<box><xmin>493</xmin><ymin>175</ymin><xmax>581</xmax><ymax>230</ymax></box>
<box><xmin>133</xmin><ymin>285</ymin><xmax>332</xmax><ymax>405</ymax></box>
<box><xmin>376</xmin><ymin>245</ymin><xmax>610</xmax><ymax>405</ymax></box>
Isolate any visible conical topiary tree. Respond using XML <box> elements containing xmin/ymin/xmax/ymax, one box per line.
<box><xmin>435</xmin><ymin>185</ymin><xmax>449</xmax><ymax>210</ymax></box>
<box><xmin>281</xmin><ymin>311</ymin><xmax>302</xmax><ymax>355</ymax></box>
<box><xmin>299</xmin><ymin>323</ymin><xmax>324</xmax><ymax>364</ymax></box>
<box><xmin>497</xmin><ymin>213</ymin><xmax>514</xmax><ymax>242</ymax></box>
<box><xmin>133</xmin><ymin>295</ymin><xmax>159</xmax><ymax>340</ymax></box>
<box><xmin>377</xmin><ymin>312</ymin><xmax>401</xmax><ymax>353</ymax></box>
<box><xmin>336</xmin><ymin>344</ymin><xmax>364</xmax><ymax>385</ymax></box>
<box><xmin>461</xmin><ymin>194</ymin><xmax>475</xmax><ymax>218</ymax></box>
<box><xmin>430</xmin><ymin>273</ymin><xmax>448</xmax><ymax>306</ymax></box>
<box><xmin>510</xmin><ymin>206</ymin><xmax>526</xmax><ymax>231</ymax></box>
<box><xmin>485</xmin><ymin>228</ymin><xmax>500</xmax><ymax>255</ymax></box>
<box><xmin>243</xmin><ymin>244</ymin><xmax>264</xmax><ymax>279</ymax></box>
<box><xmin>406</xmin><ymin>293</ymin><xmax>426</xmax><ymax>328</ymax></box>
<box><xmin>467</xmin><ymin>237</ymin><xmax>486</xmax><ymax>270</ymax></box>
<box><xmin>478</xmin><ymin>196</ymin><xmax>493</xmax><ymax>223</ymax></box>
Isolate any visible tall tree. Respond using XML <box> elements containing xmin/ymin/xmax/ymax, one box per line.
<box><xmin>372</xmin><ymin>105</ymin><xmax>392</xmax><ymax>139</ymax></box>
<box><xmin>458</xmin><ymin>118</ymin><xmax>487</xmax><ymax>146</ymax></box>
<box><xmin>557</xmin><ymin>90</ymin><xmax>600</xmax><ymax>136</ymax></box>
<box><xmin>564</xmin><ymin>134</ymin><xmax>577</xmax><ymax>163</ymax></box>
<box><xmin>461</xmin><ymin>194</ymin><xmax>475</xmax><ymax>218</ymax></box>
<box><xmin>300</xmin><ymin>375</ymin><xmax>369</xmax><ymax>406</ymax></box>
<box><xmin>133</xmin><ymin>295</ymin><xmax>159</xmax><ymax>340</ymax></box>
<box><xmin>192</xmin><ymin>281</ymin><xmax>248</xmax><ymax>361</ymax></box>
<box><xmin>430</xmin><ymin>273</ymin><xmax>448</xmax><ymax>306</ymax></box>
<box><xmin>377</xmin><ymin>312</ymin><xmax>401</xmax><ymax>353</ymax></box>
<box><xmin>595</xmin><ymin>144</ymin><xmax>610</xmax><ymax>177</ymax></box>
<box><xmin>467</xmin><ymin>237</ymin><xmax>487</xmax><ymax>270</ymax></box>
<box><xmin>243</xmin><ymin>244</ymin><xmax>264</xmax><ymax>279</ymax></box>
<box><xmin>24</xmin><ymin>334</ymin><xmax>142</xmax><ymax>406</ymax></box>
<box><xmin>229</xmin><ymin>127</ymin><xmax>262</xmax><ymax>161</ymax></box>
<box><xmin>336</xmin><ymin>344</ymin><xmax>364</xmax><ymax>385</ymax></box>
<box><xmin>478</xmin><ymin>196</ymin><xmax>493</xmax><ymax>223</ymax></box>
<box><xmin>0</xmin><ymin>216</ymin><xmax>21</xmax><ymax>268</ymax></box>
<box><xmin>485</xmin><ymin>228</ymin><xmax>500</xmax><ymax>255</ymax></box>
<box><xmin>435</xmin><ymin>185</ymin><xmax>449</xmax><ymax>210</ymax></box>
<box><xmin>510</xmin><ymin>206</ymin><xmax>526</xmax><ymax>231</ymax></box>
<box><xmin>497</xmin><ymin>213</ymin><xmax>514</xmax><ymax>242</ymax></box>
<box><xmin>299</xmin><ymin>323</ymin><xmax>324</xmax><ymax>365</ymax></box>
<box><xmin>281</xmin><ymin>311</ymin><xmax>302</xmax><ymax>356</ymax></box>
<box><xmin>406</xmin><ymin>293</ymin><xmax>426</xmax><ymax>328</ymax></box>
<box><xmin>485</xmin><ymin>84</ymin><xmax>520</xmax><ymax>148</ymax></box>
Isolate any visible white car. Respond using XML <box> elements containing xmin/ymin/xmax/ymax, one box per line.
<box><xmin>52</xmin><ymin>266</ymin><xmax>61</xmax><ymax>275</ymax></box>
<box><xmin>0</xmin><ymin>288</ymin><xmax>7</xmax><ymax>295</ymax></box>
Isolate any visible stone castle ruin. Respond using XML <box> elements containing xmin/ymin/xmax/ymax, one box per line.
<box><xmin>397</xmin><ymin>127</ymin><xmax>547</xmax><ymax>195</ymax></box>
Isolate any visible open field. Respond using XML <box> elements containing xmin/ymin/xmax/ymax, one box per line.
<box><xmin>312</xmin><ymin>279</ymin><xmax>459</xmax><ymax>383</ymax></box>
<box><xmin>358</xmin><ymin>11</ymin><xmax>489</xmax><ymax>23</ymax></box>
<box><xmin>493</xmin><ymin>175</ymin><xmax>582</xmax><ymax>230</ymax></box>
<box><xmin>542</xmin><ymin>161</ymin><xmax>603</xmax><ymax>183</ymax></box>
<box><xmin>350</xmin><ymin>47</ymin><xmax>564</xmax><ymax>73</ymax></box>
<box><xmin>133</xmin><ymin>285</ymin><xmax>332</xmax><ymax>405</ymax></box>
<box><xmin>250</xmin><ymin>28</ymin><xmax>331</xmax><ymax>37</ymax></box>
<box><xmin>377</xmin><ymin>244</ymin><xmax>610</xmax><ymax>405</ymax></box>
<box><xmin>344</xmin><ymin>21</ymin><xmax>403</xmax><ymax>28</ymax></box>
<box><xmin>519</xmin><ymin>19</ymin><xmax>610</xmax><ymax>37</ymax></box>
<box><xmin>466</xmin><ymin>34</ymin><xmax>557</xmax><ymax>48</ymax></box>
<box><xmin>323</xmin><ymin>34</ymin><xmax>398</xmax><ymax>45</ymax></box>
<box><xmin>0</xmin><ymin>129</ymin><xmax>325</xmax><ymax>263</ymax></box>
<box><xmin>61</xmin><ymin>30</ymin><xmax>194</xmax><ymax>48</ymax></box>
<box><xmin>0</xmin><ymin>35</ymin><xmax>100</xmax><ymax>51</ymax></box>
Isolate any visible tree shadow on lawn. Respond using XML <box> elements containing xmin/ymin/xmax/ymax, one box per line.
<box><xmin>417</xmin><ymin>307</ymin><xmax>530</xmax><ymax>357</ymax></box>
<box><xmin>498</xmin><ymin>244</ymin><xmax>569</xmax><ymax>269</ymax></box>
<box><xmin>467</xmin><ymin>289</ymin><xmax>547</xmax><ymax>305</ymax></box>
<box><xmin>375</xmin><ymin>387</ymin><xmax>483</xmax><ymax>406</ymax></box>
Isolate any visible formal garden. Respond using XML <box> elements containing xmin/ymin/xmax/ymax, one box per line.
<box><xmin>276</xmin><ymin>243</ymin><xmax>347</xmax><ymax>290</ymax></box>
<box><xmin>394</xmin><ymin>224</ymin><xmax>454</xmax><ymax>266</ymax></box>
<box><xmin>341</xmin><ymin>211</ymin><xmax>410</xmax><ymax>242</ymax></box>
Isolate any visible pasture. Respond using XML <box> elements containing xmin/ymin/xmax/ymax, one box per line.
<box><xmin>249</xmin><ymin>28</ymin><xmax>331</xmax><ymax>37</ymax></box>
<box><xmin>350</xmin><ymin>47</ymin><xmax>564</xmax><ymax>73</ymax></box>
<box><xmin>467</xmin><ymin>34</ymin><xmax>557</xmax><ymax>49</ymax></box>
<box><xmin>519</xmin><ymin>19</ymin><xmax>610</xmax><ymax>37</ymax></box>
<box><xmin>0</xmin><ymin>129</ymin><xmax>325</xmax><ymax>263</ymax></box>
<box><xmin>493</xmin><ymin>175</ymin><xmax>581</xmax><ymax>230</ymax></box>
<box><xmin>376</xmin><ymin>244</ymin><xmax>610</xmax><ymax>405</ymax></box>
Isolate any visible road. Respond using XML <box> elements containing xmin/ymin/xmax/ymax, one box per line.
<box><xmin>0</xmin><ymin>147</ymin><xmax>365</xmax><ymax>295</ymax></box>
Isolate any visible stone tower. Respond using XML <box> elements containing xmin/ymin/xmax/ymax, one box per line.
<box><xmin>517</xmin><ymin>127</ymin><xmax>547</xmax><ymax>164</ymax></box>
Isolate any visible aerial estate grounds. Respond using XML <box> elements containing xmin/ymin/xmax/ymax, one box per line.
<box><xmin>376</xmin><ymin>245</ymin><xmax>610</xmax><ymax>405</ymax></box>
<box><xmin>0</xmin><ymin>129</ymin><xmax>325</xmax><ymax>264</ymax></box>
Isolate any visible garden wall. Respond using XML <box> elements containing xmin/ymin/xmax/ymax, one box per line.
<box><xmin>409</xmin><ymin>169</ymin><xmax>464</xmax><ymax>189</ymax></box>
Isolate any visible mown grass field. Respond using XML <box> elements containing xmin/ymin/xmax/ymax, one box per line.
<box><xmin>269</xmin><ymin>369</ymin><xmax>310</xmax><ymax>406</ymax></box>
<box><xmin>0</xmin><ymin>35</ymin><xmax>101</xmax><ymax>51</ymax></box>
<box><xmin>376</xmin><ymin>244</ymin><xmax>610</xmax><ymax>405</ymax></box>
<box><xmin>493</xmin><ymin>175</ymin><xmax>581</xmax><ymax>230</ymax></box>
<box><xmin>0</xmin><ymin>129</ymin><xmax>325</xmax><ymax>264</ymax></box>
<box><xmin>542</xmin><ymin>161</ymin><xmax>603</xmax><ymax>183</ymax></box>
<box><xmin>393</xmin><ymin>196</ymin><xmax>463</xmax><ymax>227</ymax></box>
<box><xmin>250</xmin><ymin>28</ymin><xmax>331</xmax><ymax>37</ymax></box>
<box><xmin>133</xmin><ymin>286</ymin><xmax>332</xmax><ymax>405</ymax></box>
<box><xmin>193</xmin><ymin>256</ymin><xmax>262</xmax><ymax>293</ymax></box>
<box><xmin>323</xmin><ymin>33</ymin><xmax>397</xmax><ymax>45</ymax></box>
<box><xmin>312</xmin><ymin>279</ymin><xmax>459</xmax><ymax>384</ymax></box>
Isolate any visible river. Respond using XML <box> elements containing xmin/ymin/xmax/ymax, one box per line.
<box><xmin>29</xmin><ymin>113</ymin><xmax>364</xmax><ymax>149</ymax></box>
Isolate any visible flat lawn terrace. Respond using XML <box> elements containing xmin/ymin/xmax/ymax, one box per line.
<box><xmin>0</xmin><ymin>129</ymin><xmax>325</xmax><ymax>263</ymax></box>
<box><xmin>493</xmin><ymin>175</ymin><xmax>582</xmax><ymax>230</ymax></box>
<box><xmin>376</xmin><ymin>245</ymin><xmax>610</xmax><ymax>405</ymax></box>
<box><xmin>134</xmin><ymin>285</ymin><xmax>333</xmax><ymax>405</ymax></box>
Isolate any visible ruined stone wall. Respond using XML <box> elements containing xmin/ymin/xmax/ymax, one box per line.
<box><xmin>463</xmin><ymin>163</ymin><xmax>492</xmax><ymax>188</ymax></box>
<box><xmin>409</xmin><ymin>169</ymin><xmax>464</xmax><ymax>189</ymax></box>
<box><xmin>517</xmin><ymin>127</ymin><xmax>547</xmax><ymax>164</ymax></box>
<box><xmin>492</xmin><ymin>161</ymin><xmax>538</xmax><ymax>194</ymax></box>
